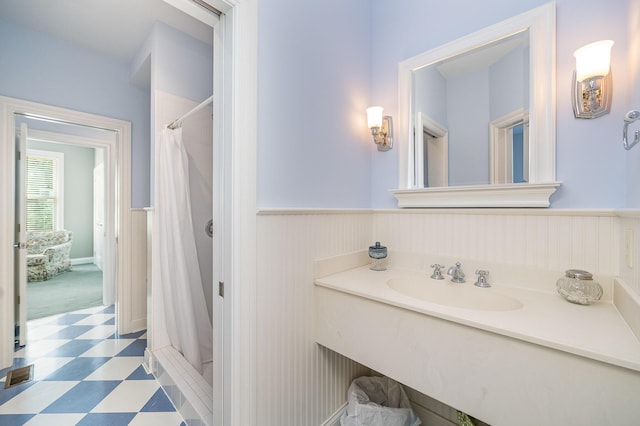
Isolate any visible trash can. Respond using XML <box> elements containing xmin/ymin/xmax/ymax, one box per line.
<box><xmin>340</xmin><ymin>376</ymin><xmax>422</xmax><ymax>426</ymax></box>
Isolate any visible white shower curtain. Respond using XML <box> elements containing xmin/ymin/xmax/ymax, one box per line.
<box><xmin>156</xmin><ymin>127</ymin><xmax>213</xmax><ymax>373</ymax></box>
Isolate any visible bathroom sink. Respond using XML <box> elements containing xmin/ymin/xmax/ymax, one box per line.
<box><xmin>387</xmin><ymin>277</ymin><xmax>523</xmax><ymax>311</ymax></box>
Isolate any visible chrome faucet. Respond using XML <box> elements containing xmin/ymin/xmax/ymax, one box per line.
<box><xmin>447</xmin><ymin>262</ymin><xmax>465</xmax><ymax>283</ymax></box>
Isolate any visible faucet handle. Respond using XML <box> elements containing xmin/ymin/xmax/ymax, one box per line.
<box><xmin>430</xmin><ymin>264</ymin><xmax>444</xmax><ymax>280</ymax></box>
<box><xmin>474</xmin><ymin>270</ymin><xmax>491</xmax><ymax>288</ymax></box>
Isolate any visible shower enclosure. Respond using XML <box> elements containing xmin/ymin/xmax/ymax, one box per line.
<box><xmin>147</xmin><ymin>91</ymin><xmax>214</xmax><ymax>425</ymax></box>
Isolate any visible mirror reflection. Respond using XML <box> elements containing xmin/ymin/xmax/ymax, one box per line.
<box><xmin>412</xmin><ymin>30</ymin><xmax>529</xmax><ymax>187</ymax></box>
<box><xmin>511</xmin><ymin>123</ymin><xmax>528</xmax><ymax>184</ymax></box>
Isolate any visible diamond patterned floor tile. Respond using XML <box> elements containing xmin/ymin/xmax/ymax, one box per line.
<box><xmin>90</xmin><ymin>380</ymin><xmax>160</xmax><ymax>413</ymax></box>
<box><xmin>41</xmin><ymin>380</ymin><xmax>121</xmax><ymax>413</ymax></box>
<box><xmin>0</xmin><ymin>305</ymin><xmax>185</xmax><ymax>424</ymax></box>
<box><xmin>23</xmin><ymin>413</ymin><xmax>86</xmax><ymax>425</ymax></box>
<box><xmin>76</xmin><ymin>412</ymin><xmax>137</xmax><ymax>425</ymax></box>
<box><xmin>41</xmin><ymin>357</ymin><xmax>111</xmax><ymax>381</ymax></box>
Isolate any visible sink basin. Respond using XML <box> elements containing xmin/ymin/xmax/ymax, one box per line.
<box><xmin>387</xmin><ymin>277</ymin><xmax>523</xmax><ymax>311</ymax></box>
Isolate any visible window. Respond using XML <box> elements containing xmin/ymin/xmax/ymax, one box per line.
<box><xmin>26</xmin><ymin>149</ymin><xmax>64</xmax><ymax>232</ymax></box>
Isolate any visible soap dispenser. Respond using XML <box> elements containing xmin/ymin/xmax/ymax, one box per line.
<box><xmin>369</xmin><ymin>241</ymin><xmax>387</xmax><ymax>271</ymax></box>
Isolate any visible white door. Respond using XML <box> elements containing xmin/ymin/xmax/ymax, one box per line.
<box><xmin>15</xmin><ymin>122</ymin><xmax>28</xmax><ymax>347</ymax></box>
<box><xmin>93</xmin><ymin>162</ymin><xmax>104</xmax><ymax>271</ymax></box>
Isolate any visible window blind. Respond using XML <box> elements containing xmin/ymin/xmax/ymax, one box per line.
<box><xmin>26</xmin><ymin>155</ymin><xmax>58</xmax><ymax>232</ymax></box>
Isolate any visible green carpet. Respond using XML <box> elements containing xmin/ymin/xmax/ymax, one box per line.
<box><xmin>27</xmin><ymin>264</ymin><xmax>103</xmax><ymax>320</ymax></box>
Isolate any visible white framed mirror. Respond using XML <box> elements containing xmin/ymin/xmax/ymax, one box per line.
<box><xmin>393</xmin><ymin>2</ymin><xmax>560</xmax><ymax>208</ymax></box>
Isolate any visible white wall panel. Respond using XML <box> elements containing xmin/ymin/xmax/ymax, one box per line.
<box><xmin>620</xmin><ymin>213</ymin><xmax>640</xmax><ymax>296</ymax></box>
<box><xmin>256</xmin><ymin>212</ymin><xmax>372</xmax><ymax>425</ymax></box>
<box><xmin>130</xmin><ymin>209</ymin><xmax>148</xmax><ymax>330</ymax></box>
<box><xmin>372</xmin><ymin>210</ymin><xmax>619</xmax><ymax>276</ymax></box>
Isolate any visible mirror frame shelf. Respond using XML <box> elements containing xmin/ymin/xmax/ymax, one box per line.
<box><xmin>395</xmin><ymin>2</ymin><xmax>558</xmax><ymax>208</ymax></box>
<box><xmin>391</xmin><ymin>182</ymin><xmax>560</xmax><ymax>208</ymax></box>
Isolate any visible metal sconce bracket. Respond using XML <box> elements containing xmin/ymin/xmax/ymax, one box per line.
<box><xmin>572</xmin><ymin>71</ymin><xmax>612</xmax><ymax>119</ymax></box>
<box><xmin>623</xmin><ymin>110</ymin><xmax>640</xmax><ymax>151</ymax></box>
<box><xmin>372</xmin><ymin>116</ymin><xmax>393</xmax><ymax>151</ymax></box>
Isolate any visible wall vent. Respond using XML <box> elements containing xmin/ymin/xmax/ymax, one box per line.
<box><xmin>3</xmin><ymin>365</ymin><xmax>34</xmax><ymax>389</ymax></box>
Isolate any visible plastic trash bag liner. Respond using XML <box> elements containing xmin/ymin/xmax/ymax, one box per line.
<box><xmin>340</xmin><ymin>376</ymin><xmax>422</xmax><ymax>426</ymax></box>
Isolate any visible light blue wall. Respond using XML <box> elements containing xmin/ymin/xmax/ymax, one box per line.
<box><xmin>489</xmin><ymin>45</ymin><xmax>528</xmax><ymax>121</ymax></box>
<box><xmin>371</xmin><ymin>0</ymin><xmax>631</xmax><ymax>208</ymax></box>
<box><xmin>5</xmin><ymin>2</ymin><xmax>633</xmax><ymax>209</ymax></box>
<box><xmin>0</xmin><ymin>18</ymin><xmax>151</xmax><ymax>208</ymax></box>
<box><xmin>553</xmin><ymin>0</ymin><xmax>629</xmax><ymax>208</ymax></box>
<box><xmin>132</xmin><ymin>22</ymin><xmax>213</xmax><ymax>206</ymax></box>
<box><xmin>626</xmin><ymin>0</ymin><xmax>640</xmax><ymax>207</ymax></box>
<box><xmin>447</xmin><ymin>68</ymin><xmax>490</xmax><ymax>186</ymax></box>
<box><xmin>413</xmin><ymin>67</ymin><xmax>447</xmax><ymax>126</ymax></box>
<box><xmin>137</xmin><ymin>22</ymin><xmax>213</xmax><ymax>103</ymax></box>
<box><xmin>257</xmin><ymin>0</ymin><xmax>372</xmax><ymax>208</ymax></box>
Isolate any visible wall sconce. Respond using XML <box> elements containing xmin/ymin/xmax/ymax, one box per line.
<box><xmin>366</xmin><ymin>106</ymin><xmax>393</xmax><ymax>151</ymax></box>
<box><xmin>572</xmin><ymin>40</ymin><xmax>614</xmax><ymax>119</ymax></box>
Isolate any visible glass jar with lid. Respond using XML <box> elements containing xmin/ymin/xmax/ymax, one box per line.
<box><xmin>556</xmin><ymin>269</ymin><xmax>603</xmax><ymax>305</ymax></box>
<box><xmin>368</xmin><ymin>241</ymin><xmax>387</xmax><ymax>271</ymax></box>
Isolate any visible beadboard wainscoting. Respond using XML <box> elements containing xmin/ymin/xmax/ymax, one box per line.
<box><xmin>258</xmin><ymin>208</ymin><xmax>639</xmax><ymax>424</ymax></box>
<box><xmin>114</xmin><ymin>208</ymin><xmax>148</xmax><ymax>335</ymax></box>
<box><xmin>130</xmin><ymin>209</ymin><xmax>148</xmax><ymax>332</ymax></box>
<box><xmin>372</xmin><ymin>210</ymin><xmax>621</xmax><ymax>278</ymax></box>
<box><xmin>619</xmin><ymin>212</ymin><xmax>640</xmax><ymax>296</ymax></box>
<box><xmin>256</xmin><ymin>211</ymin><xmax>372</xmax><ymax>425</ymax></box>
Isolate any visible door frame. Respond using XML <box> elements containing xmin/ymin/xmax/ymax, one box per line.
<box><xmin>489</xmin><ymin>108</ymin><xmax>529</xmax><ymax>184</ymax></box>
<box><xmin>0</xmin><ymin>95</ymin><xmax>134</xmax><ymax>370</ymax></box>
<box><xmin>217</xmin><ymin>2</ymin><xmax>258</xmax><ymax>425</ymax></box>
<box><xmin>199</xmin><ymin>0</ymin><xmax>258</xmax><ymax>424</ymax></box>
<box><xmin>414</xmin><ymin>112</ymin><xmax>448</xmax><ymax>188</ymax></box>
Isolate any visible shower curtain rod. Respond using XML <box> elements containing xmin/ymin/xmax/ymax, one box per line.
<box><xmin>167</xmin><ymin>95</ymin><xmax>214</xmax><ymax>129</ymax></box>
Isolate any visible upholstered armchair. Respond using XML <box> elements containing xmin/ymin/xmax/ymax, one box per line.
<box><xmin>26</xmin><ymin>230</ymin><xmax>73</xmax><ymax>282</ymax></box>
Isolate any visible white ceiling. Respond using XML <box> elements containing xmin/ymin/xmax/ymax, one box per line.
<box><xmin>0</xmin><ymin>0</ymin><xmax>213</xmax><ymax>63</ymax></box>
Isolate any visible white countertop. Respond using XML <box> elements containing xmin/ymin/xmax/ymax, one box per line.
<box><xmin>315</xmin><ymin>265</ymin><xmax>640</xmax><ymax>372</ymax></box>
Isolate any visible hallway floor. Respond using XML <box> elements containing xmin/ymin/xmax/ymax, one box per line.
<box><xmin>0</xmin><ymin>305</ymin><xmax>185</xmax><ymax>425</ymax></box>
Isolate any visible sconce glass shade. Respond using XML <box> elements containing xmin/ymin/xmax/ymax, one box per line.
<box><xmin>574</xmin><ymin>40</ymin><xmax>614</xmax><ymax>81</ymax></box>
<box><xmin>366</xmin><ymin>106</ymin><xmax>393</xmax><ymax>151</ymax></box>
<box><xmin>366</xmin><ymin>106</ymin><xmax>384</xmax><ymax>129</ymax></box>
<box><xmin>572</xmin><ymin>40</ymin><xmax>614</xmax><ymax>119</ymax></box>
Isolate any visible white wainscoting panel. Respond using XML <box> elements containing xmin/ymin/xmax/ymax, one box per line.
<box><xmin>257</xmin><ymin>208</ymin><xmax>637</xmax><ymax>426</ymax></box>
<box><xmin>256</xmin><ymin>212</ymin><xmax>372</xmax><ymax>425</ymax></box>
<box><xmin>128</xmin><ymin>209</ymin><xmax>148</xmax><ymax>331</ymax></box>
<box><xmin>372</xmin><ymin>210</ymin><xmax>619</xmax><ymax>277</ymax></box>
<box><xmin>619</xmin><ymin>212</ymin><xmax>640</xmax><ymax>296</ymax></box>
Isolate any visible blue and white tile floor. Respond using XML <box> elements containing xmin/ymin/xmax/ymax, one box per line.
<box><xmin>0</xmin><ymin>305</ymin><xmax>185</xmax><ymax>425</ymax></box>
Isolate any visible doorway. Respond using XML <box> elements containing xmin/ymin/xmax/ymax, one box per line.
<box><xmin>18</xmin><ymin>123</ymin><xmax>110</xmax><ymax>324</ymax></box>
<box><xmin>414</xmin><ymin>112</ymin><xmax>449</xmax><ymax>188</ymax></box>
<box><xmin>0</xmin><ymin>95</ymin><xmax>134</xmax><ymax>370</ymax></box>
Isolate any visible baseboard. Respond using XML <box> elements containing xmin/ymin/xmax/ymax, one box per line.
<box><xmin>71</xmin><ymin>257</ymin><xmax>94</xmax><ymax>265</ymax></box>
<box><xmin>321</xmin><ymin>402</ymin><xmax>347</xmax><ymax>426</ymax></box>
<box><xmin>154</xmin><ymin>346</ymin><xmax>213</xmax><ymax>426</ymax></box>
<box><xmin>143</xmin><ymin>348</ymin><xmax>155</xmax><ymax>374</ymax></box>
